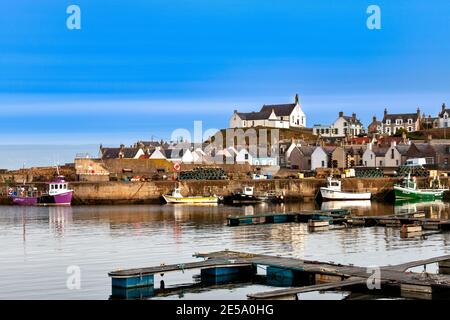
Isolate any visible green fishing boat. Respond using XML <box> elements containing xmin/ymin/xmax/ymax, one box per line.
<box><xmin>394</xmin><ymin>174</ymin><xmax>448</xmax><ymax>200</ymax></box>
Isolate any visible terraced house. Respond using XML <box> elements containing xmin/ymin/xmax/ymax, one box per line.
<box><xmin>381</xmin><ymin>108</ymin><xmax>421</xmax><ymax>135</ymax></box>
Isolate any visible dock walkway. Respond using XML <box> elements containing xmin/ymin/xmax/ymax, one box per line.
<box><xmin>108</xmin><ymin>250</ymin><xmax>450</xmax><ymax>300</ymax></box>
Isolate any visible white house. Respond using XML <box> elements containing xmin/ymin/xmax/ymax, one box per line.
<box><xmin>229</xmin><ymin>94</ymin><xmax>306</xmax><ymax>129</ymax></box>
<box><xmin>311</xmin><ymin>147</ymin><xmax>331</xmax><ymax>170</ymax></box>
<box><xmin>362</xmin><ymin>142</ymin><xmax>402</xmax><ymax>167</ymax></box>
<box><xmin>181</xmin><ymin>149</ymin><xmax>194</xmax><ymax>163</ymax></box>
<box><xmin>235</xmin><ymin>148</ymin><xmax>253</xmax><ymax>164</ymax></box>
<box><xmin>149</xmin><ymin>147</ymin><xmax>167</xmax><ymax>160</ymax></box>
<box><xmin>313</xmin><ymin>112</ymin><xmax>364</xmax><ymax>138</ymax></box>
<box><xmin>438</xmin><ymin>103</ymin><xmax>450</xmax><ymax>128</ymax></box>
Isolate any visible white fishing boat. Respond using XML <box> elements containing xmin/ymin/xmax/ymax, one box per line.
<box><xmin>320</xmin><ymin>176</ymin><xmax>371</xmax><ymax>201</ymax></box>
<box><xmin>162</xmin><ymin>188</ymin><xmax>219</xmax><ymax>204</ymax></box>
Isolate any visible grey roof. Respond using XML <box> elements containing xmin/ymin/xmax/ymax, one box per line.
<box><xmin>414</xmin><ymin>143</ymin><xmax>436</xmax><ymax>156</ymax></box>
<box><xmin>236</xmin><ymin>102</ymin><xmax>297</xmax><ymax>121</ymax></box>
<box><xmin>101</xmin><ymin>148</ymin><xmax>141</xmax><ymax>159</ymax></box>
<box><xmin>342</xmin><ymin>116</ymin><xmax>363</xmax><ymax>126</ymax></box>
<box><xmin>297</xmin><ymin>146</ymin><xmax>316</xmax><ymax>157</ymax></box>
<box><xmin>431</xmin><ymin>144</ymin><xmax>450</xmax><ymax>155</ymax></box>
<box><xmin>236</xmin><ymin>111</ymin><xmax>271</xmax><ymax>121</ymax></box>
<box><xmin>395</xmin><ymin>144</ymin><xmax>411</xmax><ymax>155</ymax></box>
<box><xmin>371</xmin><ymin>146</ymin><xmax>389</xmax><ymax>156</ymax></box>
<box><xmin>260</xmin><ymin>103</ymin><xmax>296</xmax><ymax>117</ymax></box>
<box><xmin>382</xmin><ymin>113</ymin><xmax>419</xmax><ymax>124</ymax></box>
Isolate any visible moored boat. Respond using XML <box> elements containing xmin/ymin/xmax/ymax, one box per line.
<box><xmin>162</xmin><ymin>188</ymin><xmax>219</xmax><ymax>204</ymax></box>
<box><xmin>225</xmin><ymin>186</ymin><xmax>284</xmax><ymax>204</ymax></box>
<box><xmin>320</xmin><ymin>176</ymin><xmax>371</xmax><ymax>201</ymax></box>
<box><xmin>9</xmin><ymin>175</ymin><xmax>74</xmax><ymax>206</ymax></box>
<box><xmin>394</xmin><ymin>174</ymin><xmax>448</xmax><ymax>201</ymax></box>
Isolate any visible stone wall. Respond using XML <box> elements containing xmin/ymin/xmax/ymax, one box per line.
<box><xmin>68</xmin><ymin>177</ymin><xmax>410</xmax><ymax>205</ymax></box>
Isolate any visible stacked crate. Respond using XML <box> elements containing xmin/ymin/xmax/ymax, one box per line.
<box><xmin>354</xmin><ymin>168</ymin><xmax>384</xmax><ymax>178</ymax></box>
<box><xmin>397</xmin><ymin>166</ymin><xmax>428</xmax><ymax>177</ymax></box>
<box><xmin>178</xmin><ymin>167</ymin><xmax>228</xmax><ymax>180</ymax></box>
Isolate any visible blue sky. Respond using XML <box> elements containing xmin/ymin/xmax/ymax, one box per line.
<box><xmin>1</xmin><ymin>1</ymin><xmax>450</xmax><ymax>168</ymax></box>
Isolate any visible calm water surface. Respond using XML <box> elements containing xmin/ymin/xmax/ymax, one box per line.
<box><xmin>1</xmin><ymin>200</ymin><xmax>449</xmax><ymax>300</ymax></box>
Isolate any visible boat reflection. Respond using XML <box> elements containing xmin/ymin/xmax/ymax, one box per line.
<box><xmin>394</xmin><ymin>199</ymin><xmax>448</xmax><ymax>219</ymax></box>
<box><xmin>320</xmin><ymin>200</ymin><xmax>371</xmax><ymax>211</ymax></box>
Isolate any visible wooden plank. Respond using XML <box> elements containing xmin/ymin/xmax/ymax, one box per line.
<box><xmin>247</xmin><ymin>277</ymin><xmax>366</xmax><ymax>300</ymax></box>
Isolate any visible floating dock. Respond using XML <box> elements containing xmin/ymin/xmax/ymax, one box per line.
<box><xmin>226</xmin><ymin>209</ymin><xmax>349</xmax><ymax>226</ymax></box>
<box><xmin>108</xmin><ymin>250</ymin><xmax>450</xmax><ymax>300</ymax></box>
<box><xmin>226</xmin><ymin>210</ymin><xmax>450</xmax><ymax>234</ymax></box>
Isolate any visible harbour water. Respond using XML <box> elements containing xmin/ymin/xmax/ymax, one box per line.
<box><xmin>1</xmin><ymin>200</ymin><xmax>449</xmax><ymax>300</ymax></box>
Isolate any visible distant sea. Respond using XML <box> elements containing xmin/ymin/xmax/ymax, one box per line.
<box><xmin>0</xmin><ymin>145</ymin><xmax>99</xmax><ymax>170</ymax></box>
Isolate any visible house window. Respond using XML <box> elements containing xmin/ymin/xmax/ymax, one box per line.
<box><xmin>364</xmin><ymin>161</ymin><xmax>367</xmax><ymax>166</ymax></box>
<box><xmin>325</xmin><ymin>129</ymin><xmax>329</xmax><ymax>134</ymax></box>
<box><xmin>335</xmin><ymin>129</ymin><xmax>338</xmax><ymax>134</ymax></box>
<box><xmin>396</xmin><ymin>119</ymin><xmax>402</xmax><ymax>125</ymax></box>
<box><xmin>343</xmin><ymin>122</ymin><xmax>347</xmax><ymax>127</ymax></box>
<box><xmin>396</xmin><ymin>160</ymin><xmax>399</xmax><ymax>166</ymax></box>
<box><xmin>292</xmin><ymin>116</ymin><xmax>294</xmax><ymax>122</ymax></box>
<box><xmin>391</xmin><ymin>149</ymin><xmax>395</xmax><ymax>159</ymax></box>
<box><xmin>308</xmin><ymin>159</ymin><xmax>311</xmax><ymax>165</ymax></box>
<box><xmin>379</xmin><ymin>160</ymin><xmax>383</xmax><ymax>166</ymax></box>
<box><xmin>408</xmin><ymin>126</ymin><xmax>413</xmax><ymax>132</ymax></box>
<box><xmin>244</xmin><ymin>154</ymin><xmax>248</xmax><ymax>160</ymax></box>
<box><xmin>370</xmin><ymin>154</ymin><xmax>373</xmax><ymax>160</ymax></box>
<box><xmin>408</xmin><ymin>119</ymin><xmax>413</xmax><ymax>124</ymax></box>
<box><xmin>386</xmin><ymin>127</ymin><xmax>390</xmax><ymax>134</ymax></box>
<box><xmin>445</xmin><ymin>114</ymin><xmax>448</xmax><ymax>119</ymax></box>
<box><xmin>321</xmin><ymin>160</ymin><xmax>325</xmax><ymax>167</ymax></box>
<box><xmin>386</xmin><ymin>120</ymin><xmax>391</xmax><ymax>125</ymax></box>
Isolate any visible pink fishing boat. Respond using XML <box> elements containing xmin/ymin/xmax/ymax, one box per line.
<box><xmin>9</xmin><ymin>175</ymin><xmax>73</xmax><ymax>206</ymax></box>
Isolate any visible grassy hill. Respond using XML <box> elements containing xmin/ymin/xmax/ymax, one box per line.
<box><xmin>207</xmin><ymin>127</ymin><xmax>317</xmax><ymax>146</ymax></box>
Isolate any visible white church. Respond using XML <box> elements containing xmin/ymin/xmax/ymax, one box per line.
<box><xmin>229</xmin><ymin>94</ymin><xmax>306</xmax><ymax>129</ymax></box>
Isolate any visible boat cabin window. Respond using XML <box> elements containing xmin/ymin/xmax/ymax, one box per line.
<box><xmin>330</xmin><ymin>182</ymin><xmax>339</xmax><ymax>186</ymax></box>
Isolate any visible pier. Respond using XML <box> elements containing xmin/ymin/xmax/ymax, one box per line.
<box><xmin>108</xmin><ymin>250</ymin><xmax>450</xmax><ymax>300</ymax></box>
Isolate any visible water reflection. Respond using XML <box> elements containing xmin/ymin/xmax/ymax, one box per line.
<box><xmin>0</xmin><ymin>200</ymin><xmax>450</xmax><ymax>299</ymax></box>
<box><xmin>394</xmin><ymin>200</ymin><xmax>449</xmax><ymax>219</ymax></box>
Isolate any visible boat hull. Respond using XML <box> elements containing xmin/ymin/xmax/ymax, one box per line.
<box><xmin>11</xmin><ymin>191</ymin><xmax>73</xmax><ymax>206</ymax></box>
<box><xmin>394</xmin><ymin>186</ymin><xmax>445</xmax><ymax>201</ymax></box>
<box><xmin>163</xmin><ymin>195</ymin><xmax>218</xmax><ymax>204</ymax></box>
<box><xmin>320</xmin><ymin>187</ymin><xmax>371</xmax><ymax>201</ymax></box>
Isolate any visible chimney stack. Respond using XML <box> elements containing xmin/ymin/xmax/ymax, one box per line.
<box><xmin>384</xmin><ymin>108</ymin><xmax>388</xmax><ymax>116</ymax></box>
<box><xmin>372</xmin><ymin>116</ymin><xmax>377</xmax><ymax>122</ymax></box>
<box><xmin>352</xmin><ymin>113</ymin><xmax>356</xmax><ymax>121</ymax></box>
<box><xmin>339</xmin><ymin>111</ymin><xmax>344</xmax><ymax>118</ymax></box>
<box><xmin>442</xmin><ymin>103</ymin><xmax>446</xmax><ymax>112</ymax></box>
